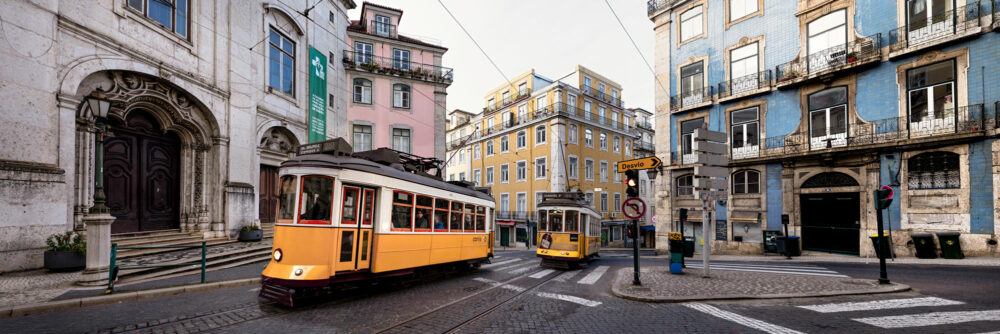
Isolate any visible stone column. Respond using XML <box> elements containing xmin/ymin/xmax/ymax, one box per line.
<box><xmin>77</xmin><ymin>213</ymin><xmax>116</xmax><ymax>286</ymax></box>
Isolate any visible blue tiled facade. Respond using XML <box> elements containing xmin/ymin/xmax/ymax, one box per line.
<box><xmin>650</xmin><ymin>0</ymin><xmax>1000</xmax><ymax>257</ymax></box>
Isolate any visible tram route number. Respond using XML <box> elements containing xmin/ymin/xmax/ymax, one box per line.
<box><xmin>616</xmin><ymin>157</ymin><xmax>662</xmax><ymax>173</ymax></box>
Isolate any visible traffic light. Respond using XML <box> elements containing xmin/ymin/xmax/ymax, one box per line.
<box><xmin>625</xmin><ymin>170</ymin><xmax>639</xmax><ymax>198</ymax></box>
<box><xmin>874</xmin><ymin>186</ymin><xmax>893</xmax><ymax>210</ymax></box>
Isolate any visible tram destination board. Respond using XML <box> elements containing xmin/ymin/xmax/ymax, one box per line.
<box><xmin>616</xmin><ymin>156</ymin><xmax>661</xmax><ymax>173</ymax></box>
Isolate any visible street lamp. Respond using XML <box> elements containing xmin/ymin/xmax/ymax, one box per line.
<box><xmin>87</xmin><ymin>92</ymin><xmax>111</xmax><ymax>214</ymax></box>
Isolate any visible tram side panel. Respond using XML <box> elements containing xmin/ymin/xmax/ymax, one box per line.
<box><xmin>263</xmin><ymin>225</ymin><xmax>338</xmax><ymax>282</ymax></box>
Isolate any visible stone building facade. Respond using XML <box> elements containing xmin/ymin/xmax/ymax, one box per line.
<box><xmin>648</xmin><ymin>0</ymin><xmax>1000</xmax><ymax>257</ymax></box>
<box><xmin>0</xmin><ymin>0</ymin><xmax>356</xmax><ymax>272</ymax></box>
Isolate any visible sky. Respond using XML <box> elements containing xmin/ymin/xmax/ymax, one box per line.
<box><xmin>348</xmin><ymin>0</ymin><xmax>656</xmax><ymax>114</ymax></box>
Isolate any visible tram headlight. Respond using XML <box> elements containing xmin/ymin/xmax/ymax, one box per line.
<box><xmin>272</xmin><ymin>249</ymin><xmax>283</xmax><ymax>262</ymax></box>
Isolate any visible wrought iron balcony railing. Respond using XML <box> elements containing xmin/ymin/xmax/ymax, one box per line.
<box><xmin>581</xmin><ymin>87</ymin><xmax>624</xmax><ymax>108</ymax></box>
<box><xmin>635</xmin><ymin>141</ymin><xmax>655</xmax><ymax>152</ymax></box>
<box><xmin>367</xmin><ymin>20</ymin><xmax>397</xmax><ymax>38</ymax></box>
<box><xmin>495</xmin><ymin>211</ymin><xmax>534</xmax><ymax>221</ymax></box>
<box><xmin>887</xmin><ymin>1</ymin><xmax>983</xmax><ymax>54</ymax></box>
<box><xmin>775</xmin><ymin>33</ymin><xmax>881</xmax><ymax>87</ymax></box>
<box><xmin>484</xmin><ymin>89</ymin><xmax>531</xmax><ymax>113</ymax></box>
<box><xmin>718</xmin><ymin>70</ymin><xmax>772</xmax><ymax>100</ymax></box>
<box><xmin>636</xmin><ymin>121</ymin><xmax>654</xmax><ymax>131</ymax></box>
<box><xmin>343</xmin><ymin>51</ymin><xmax>454</xmax><ymax>84</ymax></box>
<box><xmin>647</xmin><ymin>0</ymin><xmax>680</xmax><ymax>15</ymax></box>
<box><xmin>670</xmin><ymin>86</ymin><xmax>714</xmax><ymax>112</ymax></box>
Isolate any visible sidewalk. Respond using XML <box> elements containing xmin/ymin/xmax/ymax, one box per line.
<box><xmin>702</xmin><ymin>252</ymin><xmax>1000</xmax><ymax>267</ymax></box>
<box><xmin>611</xmin><ymin>267</ymin><xmax>909</xmax><ymax>303</ymax></box>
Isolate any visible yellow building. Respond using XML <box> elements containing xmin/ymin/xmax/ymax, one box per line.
<box><xmin>465</xmin><ymin>66</ymin><xmax>639</xmax><ymax>247</ymax></box>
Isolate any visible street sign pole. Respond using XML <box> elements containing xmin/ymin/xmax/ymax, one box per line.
<box><xmin>621</xmin><ymin>197</ymin><xmax>645</xmax><ymax>286</ymax></box>
<box><xmin>691</xmin><ymin>127</ymin><xmax>728</xmax><ymax>278</ymax></box>
<box><xmin>702</xmin><ymin>200</ymin><xmax>710</xmax><ymax>277</ymax></box>
<box><xmin>632</xmin><ymin>218</ymin><xmax>640</xmax><ymax>285</ymax></box>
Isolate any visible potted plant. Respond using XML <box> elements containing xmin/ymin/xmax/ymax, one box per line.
<box><xmin>44</xmin><ymin>231</ymin><xmax>86</xmax><ymax>272</ymax></box>
<box><xmin>238</xmin><ymin>222</ymin><xmax>263</xmax><ymax>242</ymax></box>
<box><xmin>846</xmin><ymin>52</ymin><xmax>858</xmax><ymax>63</ymax></box>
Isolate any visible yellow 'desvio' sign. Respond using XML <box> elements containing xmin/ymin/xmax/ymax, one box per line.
<box><xmin>616</xmin><ymin>156</ymin><xmax>661</xmax><ymax>173</ymax></box>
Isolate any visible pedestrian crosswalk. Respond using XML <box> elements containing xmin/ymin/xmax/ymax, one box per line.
<box><xmin>799</xmin><ymin>297</ymin><xmax>1000</xmax><ymax>330</ymax></box>
<box><xmin>685</xmin><ymin>262</ymin><xmax>846</xmax><ymax>277</ymax></box>
<box><xmin>483</xmin><ymin>258</ymin><xmax>611</xmax><ymax>285</ymax></box>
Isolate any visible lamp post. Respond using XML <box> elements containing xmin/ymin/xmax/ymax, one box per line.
<box><xmin>87</xmin><ymin>94</ymin><xmax>111</xmax><ymax>214</ymax></box>
<box><xmin>78</xmin><ymin>92</ymin><xmax>117</xmax><ymax>286</ymax></box>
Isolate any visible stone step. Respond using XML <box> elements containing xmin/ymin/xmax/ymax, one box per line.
<box><xmin>111</xmin><ymin>229</ymin><xmax>186</xmax><ymax>242</ymax></box>
<box><xmin>116</xmin><ymin>243</ymin><xmax>272</xmax><ymax>283</ymax></box>
<box><xmin>116</xmin><ymin>238</ymin><xmax>232</xmax><ymax>259</ymax></box>
<box><xmin>114</xmin><ymin>234</ymin><xmax>205</xmax><ymax>247</ymax></box>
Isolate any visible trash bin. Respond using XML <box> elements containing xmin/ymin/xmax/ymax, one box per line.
<box><xmin>785</xmin><ymin>236</ymin><xmax>801</xmax><ymax>256</ymax></box>
<box><xmin>869</xmin><ymin>234</ymin><xmax>895</xmax><ymax>259</ymax></box>
<box><xmin>935</xmin><ymin>232</ymin><xmax>964</xmax><ymax>259</ymax></box>
<box><xmin>669</xmin><ymin>238</ymin><xmax>685</xmax><ymax>264</ymax></box>
<box><xmin>775</xmin><ymin>236</ymin><xmax>787</xmax><ymax>255</ymax></box>
<box><xmin>683</xmin><ymin>237</ymin><xmax>695</xmax><ymax>258</ymax></box>
<box><xmin>911</xmin><ymin>233</ymin><xmax>936</xmax><ymax>259</ymax></box>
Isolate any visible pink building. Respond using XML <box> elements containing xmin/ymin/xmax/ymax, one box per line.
<box><xmin>344</xmin><ymin>2</ymin><xmax>451</xmax><ymax>160</ymax></box>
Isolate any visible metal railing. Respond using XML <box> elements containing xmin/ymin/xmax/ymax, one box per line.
<box><xmin>367</xmin><ymin>20</ymin><xmax>397</xmax><ymax>38</ymax></box>
<box><xmin>670</xmin><ymin>86</ymin><xmax>714</xmax><ymax>111</ymax></box>
<box><xmin>636</xmin><ymin>121</ymin><xmax>654</xmax><ymax>131</ymax></box>
<box><xmin>635</xmin><ymin>141</ymin><xmax>655</xmax><ymax>152</ymax></box>
<box><xmin>581</xmin><ymin>87</ymin><xmax>624</xmax><ymax>108</ymax></box>
<box><xmin>647</xmin><ymin>0</ymin><xmax>680</xmax><ymax>15</ymax></box>
<box><xmin>718</xmin><ymin>70</ymin><xmax>772</xmax><ymax>99</ymax></box>
<box><xmin>471</xmin><ymin>103</ymin><xmax>640</xmax><ymax>142</ymax></box>
<box><xmin>887</xmin><ymin>1</ymin><xmax>982</xmax><ymax>53</ymax></box>
<box><xmin>485</xmin><ymin>89</ymin><xmax>531</xmax><ymax>113</ymax></box>
<box><xmin>343</xmin><ymin>51</ymin><xmax>454</xmax><ymax>84</ymax></box>
<box><xmin>107</xmin><ymin>242</ymin><xmax>207</xmax><ymax>293</ymax></box>
<box><xmin>496</xmin><ymin>211</ymin><xmax>535</xmax><ymax>220</ymax></box>
<box><xmin>776</xmin><ymin>33</ymin><xmax>881</xmax><ymax>85</ymax></box>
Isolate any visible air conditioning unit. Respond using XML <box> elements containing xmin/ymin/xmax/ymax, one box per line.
<box><xmin>609</xmin><ymin>212</ymin><xmax>617</xmax><ymax>218</ymax></box>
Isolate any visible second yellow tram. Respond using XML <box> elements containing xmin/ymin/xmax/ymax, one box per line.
<box><xmin>535</xmin><ymin>192</ymin><xmax>601</xmax><ymax>268</ymax></box>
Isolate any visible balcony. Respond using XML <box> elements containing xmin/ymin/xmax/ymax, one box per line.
<box><xmin>887</xmin><ymin>1</ymin><xmax>986</xmax><ymax>59</ymax></box>
<box><xmin>446</xmin><ymin>138</ymin><xmax>466</xmax><ymax>151</ymax></box>
<box><xmin>635</xmin><ymin>141</ymin><xmax>655</xmax><ymax>152</ymax></box>
<box><xmin>582</xmin><ymin>86</ymin><xmax>625</xmax><ymax>108</ymax></box>
<box><xmin>343</xmin><ymin>51</ymin><xmax>454</xmax><ymax>85</ymax></box>
<box><xmin>484</xmin><ymin>89</ymin><xmax>531</xmax><ymax>113</ymax></box>
<box><xmin>636</xmin><ymin>120</ymin><xmax>654</xmax><ymax>131</ymax></box>
<box><xmin>496</xmin><ymin>211</ymin><xmax>534</xmax><ymax>221</ymax></box>
<box><xmin>732</xmin><ymin>104</ymin><xmax>991</xmax><ymax>163</ymax></box>
<box><xmin>646</xmin><ymin>0</ymin><xmax>681</xmax><ymax>15</ymax></box>
<box><xmin>670</xmin><ymin>86</ymin><xmax>714</xmax><ymax>113</ymax></box>
<box><xmin>775</xmin><ymin>33</ymin><xmax>881</xmax><ymax>89</ymax></box>
<box><xmin>717</xmin><ymin>70</ymin><xmax>772</xmax><ymax>103</ymax></box>
<box><xmin>366</xmin><ymin>20</ymin><xmax>397</xmax><ymax>38</ymax></box>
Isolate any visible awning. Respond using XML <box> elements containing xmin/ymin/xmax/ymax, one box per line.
<box><xmin>672</xmin><ymin>209</ymin><xmax>703</xmax><ymax>222</ymax></box>
<box><xmin>729</xmin><ymin>211</ymin><xmax>761</xmax><ymax>223</ymax></box>
<box><xmin>641</xmin><ymin>225</ymin><xmax>655</xmax><ymax>231</ymax></box>
<box><xmin>497</xmin><ymin>221</ymin><xmax>515</xmax><ymax>226</ymax></box>
<box><xmin>601</xmin><ymin>220</ymin><xmax>628</xmax><ymax>226</ymax></box>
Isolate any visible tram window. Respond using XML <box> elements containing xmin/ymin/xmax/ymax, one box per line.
<box><xmin>565</xmin><ymin>211</ymin><xmax>579</xmax><ymax>233</ymax></box>
<box><xmin>277</xmin><ymin>175</ymin><xmax>297</xmax><ymax>222</ymax></box>
<box><xmin>434</xmin><ymin>199</ymin><xmax>449</xmax><ymax>232</ymax></box>
<box><xmin>391</xmin><ymin>191</ymin><xmax>413</xmax><ymax>231</ymax></box>
<box><xmin>550</xmin><ymin>210</ymin><xmax>563</xmax><ymax>232</ymax></box>
<box><xmin>450</xmin><ymin>202</ymin><xmax>463</xmax><ymax>232</ymax></box>
<box><xmin>360</xmin><ymin>231</ymin><xmax>370</xmax><ymax>260</ymax></box>
<box><xmin>464</xmin><ymin>204</ymin><xmax>475</xmax><ymax>232</ymax></box>
<box><xmin>538</xmin><ymin>210</ymin><xmax>548</xmax><ymax>231</ymax></box>
<box><xmin>362</xmin><ymin>189</ymin><xmax>375</xmax><ymax>225</ymax></box>
<box><xmin>415</xmin><ymin>196</ymin><xmax>433</xmax><ymax>231</ymax></box>
<box><xmin>299</xmin><ymin>176</ymin><xmax>334</xmax><ymax>224</ymax></box>
<box><xmin>475</xmin><ymin>206</ymin><xmax>486</xmax><ymax>232</ymax></box>
<box><xmin>340</xmin><ymin>230</ymin><xmax>355</xmax><ymax>262</ymax></box>
<box><xmin>342</xmin><ymin>186</ymin><xmax>360</xmax><ymax>225</ymax></box>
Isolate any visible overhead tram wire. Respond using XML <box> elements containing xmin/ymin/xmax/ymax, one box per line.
<box><xmin>435</xmin><ymin>0</ymin><xmax>515</xmax><ymax>89</ymax></box>
<box><xmin>602</xmin><ymin>0</ymin><xmax>670</xmax><ymax>100</ymax></box>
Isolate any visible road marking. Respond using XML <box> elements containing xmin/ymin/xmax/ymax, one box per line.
<box><xmin>482</xmin><ymin>258</ymin><xmax>520</xmax><ymax>269</ymax></box>
<box><xmin>248</xmin><ymin>287</ymin><xmax>260</xmax><ymax>292</ymax></box>
<box><xmin>553</xmin><ymin>270</ymin><xmax>581</xmax><ymax>282</ymax></box>
<box><xmin>507</xmin><ymin>264</ymin><xmax>537</xmax><ymax>275</ymax></box>
<box><xmin>686</xmin><ymin>265</ymin><xmax>847</xmax><ymax>277</ymax></box>
<box><xmin>496</xmin><ymin>261</ymin><xmax>528</xmax><ymax>271</ymax></box>
<box><xmin>472</xmin><ymin>277</ymin><xmax>525</xmax><ymax>292</ymax></box>
<box><xmin>684</xmin><ymin>303</ymin><xmax>805</xmax><ymax>334</ymax></box>
<box><xmin>529</xmin><ymin>269</ymin><xmax>555</xmax><ymax>279</ymax></box>
<box><xmin>576</xmin><ymin>266</ymin><xmax>609</xmax><ymax>285</ymax></box>
<box><xmin>536</xmin><ymin>292</ymin><xmax>602</xmax><ymax>307</ymax></box>
<box><xmin>853</xmin><ymin>309</ymin><xmax>1000</xmax><ymax>329</ymax></box>
<box><xmin>799</xmin><ymin>297</ymin><xmax>965</xmax><ymax>313</ymax></box>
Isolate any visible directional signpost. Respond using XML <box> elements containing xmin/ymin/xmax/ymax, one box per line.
<box><xmin>692</xmin><ymin>128</ymin><xmax>728</xmax><ymax>277</ymax></box>
<box><xmin>616</xmin><ymin>156</ymin><xmax>661</xmax><ymax>173</ymax></box>
<box><xmin>617</xmin><ymin>156</ymin><xmax>660</xmax><ymax>286</ymax></box>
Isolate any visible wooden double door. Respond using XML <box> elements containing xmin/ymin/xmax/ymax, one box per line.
<box><xmin>258</xmin><ymin>165</ymin><xmax>279</xmax><ymax>224</ymax></box>
<box><xmin>104</xmin><ymin>111</ymin><xmax>181</xmax><ymax>234</ymax></box>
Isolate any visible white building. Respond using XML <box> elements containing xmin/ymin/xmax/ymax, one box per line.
<box><xmin>445</xmin><ymin>109</ymin><xmax>476</xmax><ymax>183</ymax></box>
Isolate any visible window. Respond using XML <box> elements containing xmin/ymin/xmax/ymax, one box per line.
<box><xmin>486</xmin><ymin>140</ymin><xmax>495</xmax><ymax>156</ymax></box>
<box><xmin>598</xmin><ymin>83</ymin><xmax>606</xmax><ymax>98</ymax></box>
<box><xmin>464</xmin><ymin>204</ymin><xmax>475</xmax><ymax>232</ymax></box>
<box><xmin>584</xmin><ymin>101</ymin><xmax>592</xmax><ymax>120</ymax></box>
<box><xmin>475</xmin><ymin>206</ymin><xmax>486</xmax><ymax>232</ymax></box>
<box><xmin>502</xmin><ymin>110</ymin><xmax>513</xmax><ymax>127</ymax></box>
<box><xmin>516</xmin><ymin>161</ymin><xmax>527</xmax><ymax>182</ymax></box>
<box><xmin>353</xmin><ymin>124</ymin><xmax>372</xmax><ymax>151</ymax></box>
<box><xmin>613</xmin><ymin>194</ymin><xmax>622</xmax><ymax>213</ymax></box>
<box><xmin>625</xmin><ymin>140</ymin><xmax>632</xmax><ymax>156</ymax></box>
<box><xmin>391</xmin><ymin>191</ymin><xmax>413</xmax><ymax>231</ymax></box>
<box><xmin>459</xmin><ymin>172</ymin><xmax>465</xmax><ymax>181</ymax></box>
<box><xmin>730</xmin><ymin>107</ymin><xmax>759</xmax><ymax>159</ymax></box>
<box><xmin>488</xmin><ymin>98</ymin><xmax>495</xmax><ymax>110</ymax></box>
<box><xmin>535</xmin><ymin>125</ymin><xmax>547</xmax><ymax>144</ymax></box>
<box><xmin>568</xmin><ymin>156</ymin><xmax>579</xmax><ymax>179</ymax></box>
<box><xmin>585</xmin><ymin>159</ymin><xmax>594</xmax><ymax>180</ymax></box>
<box><xmin>614</xmin><ymin>170</ymin><xmax>621</xmax><ymax>183</ymax></box>
<box><xmin>611</xmin><ymin>112</ymin><xmax>619</xmax><ymax>127</ymax></box>
<box><xmin>392</xmin><ymin>49</ymin><xmax>410</xmax><ymax>71</ymax></box>
<box><xmin>584</xmin><ymin>77</ymin><xmax>592</xmax><ymax>92</ymax></box>
<box><xmin>393</xmin><ymin>84</ymin><xmax>410</xmax><ymax>108</ymax></box>
<box><xmin>518</xmin><ymin>82</ymin><xmax>528</xmax><ymax>95</ymax></box>
<box><xmin>353</xmin><ymin>78</ymin><xmax>372</xmax><ymax>104</ymax></box>
<box><xmin>473</xmin><ymin>169</ymin><xmax>481</xmax><ymax>186</ymax></box>
<box><xmin>808</xmin><ymin>87</ymin><xmax>848</xmax><ymax>150</ymax></box>
<box><xmin>516</xmin><ymin>131</ymin><xmax>527</xmax><ymax>149</ymax></box>
<box><xmin>585</xmin><ymin>192</ymin><xmax>595</xmax><ymax>206</ymax></box>
<box><xmin>600</xmin><ymin>193</ymin><xmax>608</xmax><ymax>212</ymax></box>
<box><xmin>516</xmin><ymin>193</ymin><xmax>527</xmax><ymax>216</ymax></box>
<box><xmin>568</xmin><ymin>124</ymin><xmax>578</xmax><ymax>144</ymax></box>
<box><xmin>450</xmin><ymin>202</ymin><xmax>463</xmax><ymax>232</ymax></box>
<box><xmin>612</xmin><ymin>227</ymin><xmax>621</xmax><ymax>241</ymax></box>
<box><xmin>600</xmin><ymin>161</ymin><xmax>608</xmax><ymax>182</ymax></box>
<box><xmin>729</xmin><ymin>0</ymin><xmax>758</xmax><ymax>22</ymax></box>
<box><xmin>502</xmin><ymin>90</ymin><xmax>511</xmax><ymax>104</ymax></box>
<box><xmin>732</xmin><ymin>170</ymin><xmax>761</xmax><ymax>194</ymax></box>
<box><xmin>681</xmin><ymin>118</ymin><xmax>705</xmax><ymax>161</ymax></box>
<box><xmin>680</xmin><ymin>61</ymin><xmax>704</xmax><ymax>101</ymax></box>
<box><xmin>277</xmin><ymin>175</ymin><xmax>297</xmax><ymax>222</ymax></box>
<box><xmin>127</xmin><ymin>0</ymin><xmax>188</xmax><ymax>38</ymax></box>
<box><xmin>908</xmin><ymin>0</ymin><xmax>955</xmax><ymax>44</ymax></box>
<box><xmin>730</xmin><ymin>42</ymin><xmax>759</xmax><ymax>94</ymax></box>
<box><xmin>485</xmin><ymin>166</ymin><xmax>494</xmax><ymax>185</ymax></box>
<box><xmin>434</xmin><ymin>198</ymin><xmax>450</xmax><ymax>232</ymax></box>
<box><xmin>500</xmin><ymin>164</ymin><xmax>510</xmax><ymax>183</ymax></box>
<box><xmin>268</xmin><ymin>29</ymin><xmax>295</xmax><ymax>95</ymax></box>
<box><xmin>539</xmin><ymin>210</ymin><xmax>549</xmax><ymax>231</ymax></box>
<box><xmin>599</xmin><ymin>132</ymin><xmax>608</xmax><ymax>150</ymax></box>
<box><xmin>568</xmin><ymin>94</ymin><xmax>577</xmax><ymax>110</ymax></box>
<box><xmin>536</xmin><ymin>97</ymin><xmax>546</xmax><ymax>112</ymax></box>
<box><xmin>565</xmin><ymin>211</ymin><xmax>579</xmax><ymax>233</ymax></box>
<box><xmin>680</xmin><ymin>5</ymin><xmax>703</xmax><ymax>42</ymax></box>
<box><xmin>908</xmin><ymin>152</ymin><xmax>960</xmax><ymax>189</ymax></box>
<box><xmin>329</xmin><ymin>11</ymin><xmax>336</xmax><ymax>23</ymax></box>
<box><xmin>807</xmin><ymin>9</ymin><xmax>847</xmax><ymax>73</ymax></box>
<box><xmin>500</xmin><ymin>135</ymin><xmax>510</xmax><ymax>152</ymax></box>
<box><xmin>907</xmin><ymin>60</ymin><xmax>955</xmax><ymax>134</ymax></box>
<box><xmin>473</xmin><ymin>144</ymin><xmax>481</xmax><ymax>159</ymax></box>
<box><xmin>354</xmin><ymin>42</ymin><xmax>373</xmax><ymax>64</ymax></box>
<box><xmin>487</xmin><ymin>116</ymin><xmax>495</xmax><ymax>130</ymax></box>
<box><xmin>374</xmin><ymin>14</ymin><xmax>392</xmax><ymax>37</ymax></box>
<box><xmin>299</xmin><ymin>176</ymin><xmax>334</xmax><ymax>224</ymax></box>
<box><xmin>599</xmin><ymin>106</ymin><xmax>606</xmax><ymax>123</ymax></box>
<box><xmin>517</xmin><ymin>104</ymin><xmax>527</xmax><ymax>123</ymax></box>
<box><xmin>499</xmin><ymin>193</ymin><xmax>510</xmax><ymax>213</ymax></box>
<box><xmin>584</xmin><ymin>129</ymin><xmax>594</xmax><ymax>147</ymax></box>
<box><xmin>550</xmin><ymin>210</ymin><xmax>563</xmax><ymax>232</ymax></box>
<box><xmin>612</xmin><ymin>90</ymin><xmax>619</xmax><ymax>104</ymax></box>
<box><xmin>392</xmin><ymin>128</ymin><xmax>411</xmax><ymax>153</ymax></box>
<box><xmin>414</xmin><ymin>196</ymin><xmax>433</xmax><ymax>231</ymax></box>
<box><xmin>613</xmin><ymin>136</ymin><xmax>620</xmax><ymax>152</ymax></box>
<box><xmin>535</xmin><ymin>157</ymin><xmax>547</xmax><ymax>179</ymax></box>
<box><xmin>676</xmin><ymin>174</ymin><xmax>694</xmax><ymax>196</ymax></box>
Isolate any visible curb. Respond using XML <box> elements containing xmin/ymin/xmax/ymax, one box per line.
<box><xmin>0</xmin><ymin>278</ymin><xmax>260</xmax><ymax>319</ymax></box>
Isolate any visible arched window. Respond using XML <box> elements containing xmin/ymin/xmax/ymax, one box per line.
<box><xmin>676</xmin><ymin>174</ymin><xmax>693</xmax><ymax>196</ymax></box>
<box><xmin>732</xmin><ymin>170</ymin><xmax>760</xmax><ymax>194</ymax></box>
<box><xmin>908</xmin><ymin>152</ymin><xmax>960</xmax><ymax>189</ymax></box>
<box><xmin>393</xmin><ymin>84</ymin><xmax>410</xmax><ymax>108</ymax></box>
<box><xmin>353</xmin><ymin>78</ymin><xmax>372</xmax><ymax>104</ymax></box>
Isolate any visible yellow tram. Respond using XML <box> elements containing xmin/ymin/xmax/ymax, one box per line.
<box><xmin>260</xmin><ymin>139</ymin><xmax>494</xmax><ymax>306</ymax></box>
<box><xmin>535</xmin><ymin>192</ymin><xmax>602</xmax><ymax>268</ymax></box>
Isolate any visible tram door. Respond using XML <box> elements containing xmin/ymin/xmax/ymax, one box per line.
<box><xmin>337</xmin><ymin>185</ymin><xmax>376</xmax><ymax>271</ymax></box>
